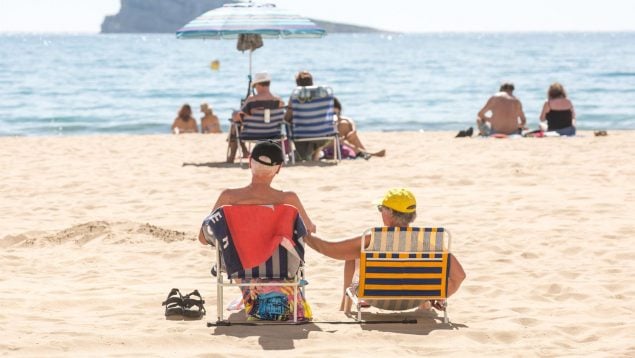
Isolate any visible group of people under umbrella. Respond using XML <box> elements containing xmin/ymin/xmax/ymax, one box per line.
<box><xmin>174</xmin><ymin>2</ymin><xmax>385</xmax><ymax>163</ymax></box>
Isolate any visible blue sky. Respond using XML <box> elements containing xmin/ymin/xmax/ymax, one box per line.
<box><xmin>1</xmin><ymin>0</ymin><xmax>634</xmax><ymax>33</ymax></box>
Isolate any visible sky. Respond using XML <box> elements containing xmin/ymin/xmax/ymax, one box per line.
<box><xmin>1</xmin><ymin>0</ymin><xmax>634</xmax><ymax>33</ymax></box>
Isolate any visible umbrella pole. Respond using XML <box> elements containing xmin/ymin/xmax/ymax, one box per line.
<box><xmin>249</xmin><ymin>49</ymin><xmax>255</xmax><ymax>96</ymax></box>
<box><xmin>243</xmin><ymin>50</ymin><xmax>254</xmax><ymax>102</ymax></box>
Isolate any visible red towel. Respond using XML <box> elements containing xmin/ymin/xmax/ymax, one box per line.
<box><xmin>224</xmin><ymin>204</ymin><xmax>298</xmax><ymax>269</ymax></box>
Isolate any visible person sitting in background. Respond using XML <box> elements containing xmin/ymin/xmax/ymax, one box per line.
<box><xmin>332</xmin><ymin>97</ymin><xmax>385</xmax><ymax>159</ymax></box>
<box><xmin>476</xmin><ymin>82</ymin><xmax>527</xmax><ymax>136</ymax></box>
<box><xmin>305</xmin><ymin>188</ymin><xmax>465</xmax><ymax>311</ymax></box>
<box><xmin>200</xmin><ymin>102</ymin><xmax>221</xmax><ymax>134</ymax></box>
<box><xmin>227</xmin><ymin>72</ymin><xmax>285</xmax><ymax>163</ymax></box>
<box><xmin>285</xmin><ymin>70</ymin><xmax>331</xmax><ymax>161</ymax></box>
<box><xmin>539</xmin><ymin>82</ymin><xmax>576</xmax><ymax>136</ymax></box>
<box><xmin>171</xmin><ymin>104</ymin><xmax>198</xmax><ymax>134</ymax></box>
<box><xmin>284</xmin><ymin>70</ymin><xmax>315</xmax><ymax>124</ymax></box>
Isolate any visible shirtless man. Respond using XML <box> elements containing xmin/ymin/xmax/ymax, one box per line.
<box><xmin>476</xmin><ymin>82</ymin><xmax>527</xmax><ymax>136</ymax></box>
<box><xmin>200</xmin><ymin>102</ymin><xmax>221</xmax><ymax>134</ymax></box>
<box><xmin>227</xmin><ymin>72</ymin><xmax>285</xmax><ymax>162</ymax></box>
<box><xmin>232</xmin><ymin>72</ymin><xmax>284</xmax><ymax>122</ymax></box>
<box><xmin>198</xmin><ymin>140</ymin><xmax>316</xmax><ymax>246</ymax></box>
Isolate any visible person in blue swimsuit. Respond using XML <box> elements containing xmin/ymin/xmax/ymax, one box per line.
<box><xmin>539</xmin><ymin>82</ymin><xmax>577</xmax><ymax>136</ymax></box>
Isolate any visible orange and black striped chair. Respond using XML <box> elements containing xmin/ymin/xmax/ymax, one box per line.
<box><xmin>346</xmin><ymin>226</ymin><xmax>452</xmax><ymax>323</ymax></box>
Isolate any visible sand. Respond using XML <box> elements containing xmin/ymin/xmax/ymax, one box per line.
<box><xmin>1</xmin><ymin>131</ymin><xmax>634</xmax><ymax>357</ymax></box>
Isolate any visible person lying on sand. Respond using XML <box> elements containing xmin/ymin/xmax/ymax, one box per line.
<box><xmin>305</xmin><ymin>188</ymin><xmax>466</xmax><ymax>311</ymax></box>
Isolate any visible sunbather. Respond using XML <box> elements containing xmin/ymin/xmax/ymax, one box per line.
<box><xmin>285</xmin><ymin>70</ymin><xmax>333</xmax><ymax>161</ymax></box>
<box><xmin>305</xmin><ymin>188</ymin><xmax>466</xmax><ymax>311</ymax></box>
<box><xmin>171</xmin><ymin>103</ymin><xmax>198</xmax><ymax>134</ymax></box>
<box><xmin>333</xmin><ymin>97</ymin><xmax>385</xmax><ymax>159</ymax></box>
<box><xmin>198</xmin><ymin>140</ymin><xmax>316</xmax><ymax>246</ymax></box>
<box><xmin>227</xmin><ymin>72</ymin><xmax>285</xmax><ymax>163</ymax></box>
<box><xmin>200</xmin><ymin>102</ymin><xmax>221</xmax><ymax>134</ymax></box>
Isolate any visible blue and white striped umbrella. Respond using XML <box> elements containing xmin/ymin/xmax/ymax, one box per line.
<box><xmin>176</xmin><ymin>2</ymin><xmax>326</xmax><ymax>40</ymax></box>
<box><xmin>176</xmin><ymin>2</ymin><xmax>326</xmax><ymax>98</ymax></box>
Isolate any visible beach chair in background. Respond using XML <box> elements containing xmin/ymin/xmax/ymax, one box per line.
<box><xmin>230</xmin><ymin>101</ymin><xmax>290</xmax><ymax>165</ymax></box>
<box><xmin>289</xmin><ymin>85</ymin><xmax>340</xmax><ymax>164</ymax></box>
<box><xmin>201</xmin><ymin>204</ymin><xmax>310</xmax><ymax>325</ymax></box>
<box><xmin>346</xmin><ymin>227</ymin><xmax>452</xmax><ymax>323</ymax></box>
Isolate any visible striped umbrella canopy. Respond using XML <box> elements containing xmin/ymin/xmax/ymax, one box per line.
<box><xmin>176</xmin><ymin>2</ymin><xmax>326</xmax><ymax>40</ymax></box>
<box><xmin>176</xmin><ymin>2</ymin><xmax>326</xmax><ymax>98</ymax></box>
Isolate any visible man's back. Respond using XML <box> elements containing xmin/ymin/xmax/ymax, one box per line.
<box><xmin>478</xmin><ymin>91</ymin><xmax>526</xmax><ymax>135</ymax></box>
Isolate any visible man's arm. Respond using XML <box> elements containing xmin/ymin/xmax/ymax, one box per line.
<box><xmin>517</xmin><ymin>100</ymin><xmax>527</xmax><ymax>128</ymax></box>
<box><xmin>198</xmin><ymin>189</ymin><xmax>232</xmax><ymax>245</ymax></box>
<box><xmin>477</xmin><ymin>97</ymin><xmax>494</xmax><ymax>121</ymax></box>
<box><xmin>283</xmin><ymin>191</ymin><xmax>316</xmax><ymax>233</ymax></box>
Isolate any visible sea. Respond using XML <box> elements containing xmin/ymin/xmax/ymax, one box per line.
<box><xmin>1</xmin><ymin>32</ymin><xmax>634</xmax><ymax>136</ymax></box>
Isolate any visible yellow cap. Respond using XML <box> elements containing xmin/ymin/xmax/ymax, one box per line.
<box><xmin>376</xmin><ymin>188</ymin><xmax>416</xmax><ymax>213</ymax></box>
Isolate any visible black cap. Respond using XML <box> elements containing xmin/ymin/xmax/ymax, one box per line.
<box><xmin>250</xmin><ymin>141</ymin><xmax>284</xmax><ymax>166</ymax></box>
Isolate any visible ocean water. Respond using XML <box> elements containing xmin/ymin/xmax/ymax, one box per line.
<box><xmin>0</xmin><ymin>32</ymin><xmax>634</xmax><ymax>136</ymax></box>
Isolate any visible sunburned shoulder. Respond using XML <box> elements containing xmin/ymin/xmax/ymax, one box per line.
<box><xmin>214</xmin><ymin>188</ymin><xmax>243</xmax><ymax>207</ymax></box>
<box><xmin>279</xmin><ymin>190</ymin><xmax>302</xmax><ymax>206</ymax></box>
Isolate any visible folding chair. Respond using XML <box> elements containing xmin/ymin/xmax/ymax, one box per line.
<box><xmin>346</xmin><ymin>226</ymin><xmax>452</xmax><ymax>323</ymax></box>
<box><xmin>289</xmin><ymin>85</ymin><xmax>340</xmax><ymax>164</ymax></box>
<box><xmin>201</xmin><ymin>204</ymin><xmax>310</xmax><ymax>324</ymax></box>
<box><xmin>229</xmin><ymin>102</ymin><xmax>291</xmax><ymax>166</ymax></box>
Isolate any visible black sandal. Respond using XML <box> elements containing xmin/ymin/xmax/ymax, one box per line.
<box><xmin>182</xmin><ymin>289</ymin><xmax>206</xmax><ymax>319</ymax></box>
<box><xmin>162</xmin><ymin>288</ymin><xmax>184</xmax><ymax>317</ymax></box>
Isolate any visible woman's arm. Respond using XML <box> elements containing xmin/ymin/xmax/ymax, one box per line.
<box><xmin>539</xmin><ymin>100</ymin><xmax>549</xmax><ymax>121</ymax></box>
<box><xmin>305</xmin><ymin>233</ymin><xmax>364</xmax><ymax>261</ymax></box>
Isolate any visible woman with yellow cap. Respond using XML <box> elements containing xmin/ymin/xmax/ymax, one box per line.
<box><xmin>305</xmin><ymin>188</ymin><xmax>466</xmax><ymax>311</ymax></box>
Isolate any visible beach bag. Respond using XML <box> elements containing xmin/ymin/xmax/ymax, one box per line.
<box><xmin>242</xmin><ymin>279</ymin><xmax>312</xmax><ymax>321</ymax></box>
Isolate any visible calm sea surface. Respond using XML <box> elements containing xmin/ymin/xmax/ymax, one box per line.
<box><xmin>1</xmin><ymin>32</ymin><xmax>634</xmax><ymax>136</ymax></box>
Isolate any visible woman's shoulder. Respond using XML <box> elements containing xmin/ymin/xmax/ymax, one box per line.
<box><xmin>549</xmin><ymin>97</ymin><xmax>573</xmax><ymax>109</ymax></box>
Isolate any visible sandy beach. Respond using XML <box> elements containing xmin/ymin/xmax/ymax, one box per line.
<box><xmin>1</xmin><ymin>131</ymin><xmax>633</xmax><ymax>357</ymax></box>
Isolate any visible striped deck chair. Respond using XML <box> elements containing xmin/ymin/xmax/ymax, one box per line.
<box><xmin>346</xmin><ymin>226</ymin><xmax>452</xmax><ymax>323</ymax></box>
<box><xmin>232</xmin><ymin>102</ymin><xmax>290</xmax><ymax>165</ymax></box>
<box><xmin>201</xmin><ymin>204</ymin><xmax>309</xmax><ymax>324</ymax></box>
<box><xmin>289</xmin><ymin>85</ymin><xmax>340</xmax><ymax>164</ymax></box>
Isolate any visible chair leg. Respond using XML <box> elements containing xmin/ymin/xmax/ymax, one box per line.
<box><xmin>227</xmin><ymin>140</ymin><xmax>238</xmax><ymax>163</ymax></box>
<box><xmin>293</xmin><ymin>284</ymin><xmax>298</xmax><ymax>323</ymax></box>
<box><xmin>443</xmin><ymin>305</ymin><xmax>449</xmax><ymax>324</ymax></box>
<box><xmin>217</xmin><ymin>274</ymin><xmax>223</xmax><ymax>323</ymax></box>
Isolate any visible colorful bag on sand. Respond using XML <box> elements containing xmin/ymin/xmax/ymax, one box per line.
<box><xmin>242</xmin><ymin>279</ymin><xmax>312</xmax><ymax>321</ymax></box>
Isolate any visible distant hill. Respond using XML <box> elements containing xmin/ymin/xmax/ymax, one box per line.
<box><xmin>101</xmin><ymin>0</ymin><xmax>384</xmax><ymax>34</ymax></box>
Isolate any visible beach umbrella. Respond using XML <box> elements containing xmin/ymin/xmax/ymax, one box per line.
<box><xmin>176</xmin><ymin>2</ymin><xmax>326</xmax><ymax>97</ymax></box>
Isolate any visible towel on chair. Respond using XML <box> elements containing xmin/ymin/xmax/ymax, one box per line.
<box><xmin>203</xmin><ymin>204</ymin><xmax>307</xmax><ymax>278</ymax></box>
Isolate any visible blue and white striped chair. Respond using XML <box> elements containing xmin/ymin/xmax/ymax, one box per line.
<box><xmin>289</xmin><ymin>86</ymin><xmax>340</xmax><ymax>164</ymax></box>
<box><xmin>233</xmin><ymin>102</ymin><xmax>290</xmax><ymax>165</ymax></box>
<box><xmin>201</xmin><ymin>204</ymin><xmax>310</xmax><ymax>324</ymax></box>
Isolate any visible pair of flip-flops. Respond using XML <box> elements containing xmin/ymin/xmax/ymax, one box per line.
<box><xmin>162</xmin><ymin>288</ymin><xmax>206</xmax><ymax>319</ymax></box>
